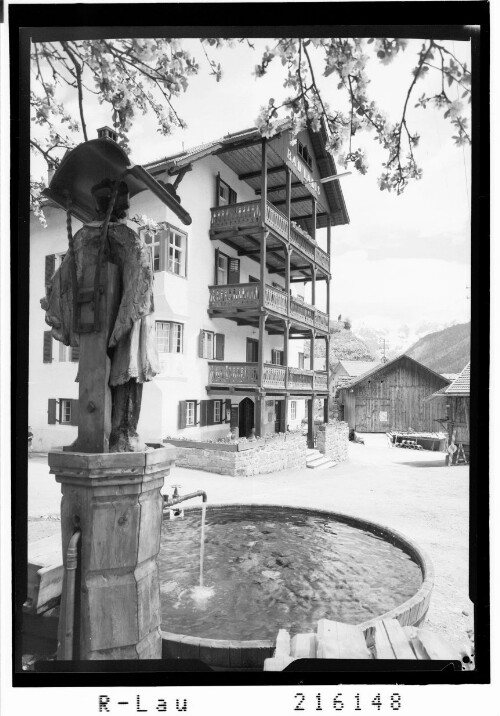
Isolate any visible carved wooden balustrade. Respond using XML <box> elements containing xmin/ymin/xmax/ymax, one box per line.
<box><xmin>208</xmin><ymin>362</ymin><xmax>258</xmax><ymax>386</ymax></box>
<box><xmin>262</xmin><ymin>364</ymin><xmax>286</xmax><ymax>389</ymax></box>
<box><xmin>208</xmin><ymin>364</ymin><xmax>329</xmax><ymax>392</ymax></box>
<box><xmin>290</xmin><ymin>224</ymin><xmax>315</xmax><ymax>261</ymax></box>
<box><xmin>210</xmin><ymin>200</ymin><xmax>260</xmax><ymax>230</ymax></box>
<box><xmin>314</xmin><ymin>308</ymin><xmax>329</xmax><ymax>333</ymax></box>
<box><xmin>290</xmin><ymin>297</ymin><xmax>315</xmax><ymax>326</ymax></box>
<box><xmin>288</xmin><ymin>368</ymin><xmax>315</xmax><ymax>390</ymax></box>
<box><xmin>314</xmin><ymin>371</ymin><xmax>329</xmax><ymax>391</ymax></box>
<box><xmin>210</xmin><ymin>200</ymin><xmax>330</xmax><ymax>275</ymax></box>
<box><xmin>209</xmin><ymin>285</ymin><xmax>330</xmax><ymax>335</ymax></box>
<box><xmin>209</xmin><ymin>283</ymin><xmax>260</xmax><ymax>310</ymax></box>
<box><xmin>263</xmin><ymin>284</ymin><xmax>288</xmax><ymax>314</ymax></box>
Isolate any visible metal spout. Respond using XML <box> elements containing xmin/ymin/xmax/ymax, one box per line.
<box><xmin>163</xmin><ymin>489</ymin><xmax>207</xmax><ymax>510</ymax></box>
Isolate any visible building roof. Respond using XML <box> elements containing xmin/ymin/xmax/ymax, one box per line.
<box><xmin>441</xmin><ymin>362</ymin><xmax>470</xmax><ymax>396</ymax></box>
<box><xmin>144</xmin><ymin>118</ymin><xmax>349</xmax><ymax>230</ymax></box>
<box><xmin>338</xmin><ymin>354</ymin><xmax>451</xmax><ymax>391</ymax></box>
<box><xmin>334</xmin><ymin>360</ymin><xmax>380</xmax><ymax>378</ymax></box>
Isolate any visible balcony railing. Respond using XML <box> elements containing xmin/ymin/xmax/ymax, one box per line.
<box><xmin>208</xmin><ymin>363</ymin><xmax>329</xmax><ymax>392</ymax></box>
<box><xmin>210</xmin><ymin>200</ymin><xmax>330</xmax><ymax>273</ymax></box>
<box><xmin>209</xmin><ymin>283</ymin><xmax>330</xmax><ymax>333</ymax></box>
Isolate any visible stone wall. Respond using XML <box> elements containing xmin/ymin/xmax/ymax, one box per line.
<box><xmin>316</xmin><ymin>421</ymin><xmax>349</xmax><ymax>463</ymax></box>
<box><xmin>173</xmin><ymin>431</ymin><xmax>307</xmax><ymax>477</ymax></box>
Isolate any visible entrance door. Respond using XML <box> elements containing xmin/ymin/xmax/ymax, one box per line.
<box><xmin>246</xmin><ymin>338</ymin><xmax>258</xmax><ymax>363</ymax></box>
<box><xmin>239</xmin><ymin>397</ymin><xmax>254</xmax><ymax>438</ymax></box>
<box><xmin>274</xmin><ymin>401</ymin><xmax>282</xmax><ymax>433</ymax></box>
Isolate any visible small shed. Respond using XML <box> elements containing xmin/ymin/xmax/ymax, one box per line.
<box><xmin>338</xmin><ymin>354</ymin><xmax>450</xmax><ymax>433</ymax></box>
<box><xmin>332</xmin><ymin>359</ymin><xmax>381</xmax><ymax>388</ymax></box>
<box><xmin>427</xmin><ymin>362</ymin><xmax>470</xmax><ymax>454</ymax></box>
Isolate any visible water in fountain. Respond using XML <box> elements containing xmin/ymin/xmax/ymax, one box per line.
<box><xmin>190</xmin><ymin>503</ymin><xmax>215</xmax><ymax>605</ymax></box>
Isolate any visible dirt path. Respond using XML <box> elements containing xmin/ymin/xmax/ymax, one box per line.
<box><xmin>28</xmin><ymin>435</ymin><xmax>473</xmax><ymax>650</ymax></box>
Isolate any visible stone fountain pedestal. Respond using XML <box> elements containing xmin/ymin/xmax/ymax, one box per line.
<box><xmin>49</xmin><ymin>446</ymin><xmax>176</xmax><ymax>660</ymax></box>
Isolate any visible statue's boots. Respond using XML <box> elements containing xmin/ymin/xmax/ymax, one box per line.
<box><xmin>109</xmin><ymin>380</ymin><xmax>148</xmax><ymax>453</ymax></box>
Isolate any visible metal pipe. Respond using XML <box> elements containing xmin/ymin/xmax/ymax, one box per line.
<box><xmin>60</xmin><ymin>530</ymin><xmax>81</xmax><ymax>660</ymax></box>
<box><xmin>163</xmin><ymin>490</ymin><xmax>207</xmax><ymax>509</ymax></box>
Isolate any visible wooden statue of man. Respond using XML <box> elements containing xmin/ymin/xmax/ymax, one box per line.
<box><xmin>41</xmin><ymin>179</ymin><xmax>159</xmax><ymax>452</ymax></box>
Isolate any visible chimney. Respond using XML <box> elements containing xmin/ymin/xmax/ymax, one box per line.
<box><xmin>97</xmin><ymin>126</ymin><xmax>118</xmax><ymax>143</ymax></box>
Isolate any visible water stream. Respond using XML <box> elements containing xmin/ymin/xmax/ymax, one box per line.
<box><xmin>190</xmin><ymin>502</ymin><xmax>215</xmax><ymax>605</ymax></box>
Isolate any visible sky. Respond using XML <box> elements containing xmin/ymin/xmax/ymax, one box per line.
<box><xmin>30</xmin><ymin>36</ymin><xmax>472</xmax><ymax>343</ymax></box>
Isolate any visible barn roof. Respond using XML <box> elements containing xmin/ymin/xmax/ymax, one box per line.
<box><xmin>339</xmin><ymin>354</ymin><xmax>451</xmax><ymax>391</ymax></box>
<box><xmin>430</xmin><ymin>362</ymin><xmax>470</xmax><ymax>398</ymax></box>
<box><xmin>334</xmin><ymin>360</ymin><xmax>380</xmax><ymax>377</ymax></box>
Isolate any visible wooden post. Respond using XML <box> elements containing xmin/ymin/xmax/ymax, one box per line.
<box><xmin>284</xmin><ymin>319</ymin><xmax>289</xmax><ymax>389</ymax></box>
<box><xmin>307</xmin><ymin>397</ymin><xmax>314</xmax><ymax>449</ymax></box>
<box><xmin>326</xmin><ymin>277</ymin><xmax>331</xmax><ymax>317</ymax></box>
<box><xmin>327</xmin><ymin>216</ymin><xmax>331</xmax><ymax>257</ymax></box>
<box><xmin>258</xmin><ymin>313</ymin><xmax>267</xmax><ymax>389</ymax></box>
<box><xmin>70</xmin><ymin>262</ymin><xmax>120</xmax><ymax>453</ymax></box>
<box><xmin>324</xmin><ymin>395</ymin><xmax>330</xmax><ymax>424</ymax></box>
<box><xmin>285</xmin><ymin>167</ymin><xmax>292</xmax><ymax>233</ymax></box>
<box><xmin>255</xmin><ymin>394</ymin><xmax>267</xmax><ymax>437</ymax></box>
<box><xmin>311</xmin><ymin>198</ymin><xmax>317</xmax><ymax>241</ymax></box>
<box><xmin>285</xmin><ymin>247</ymin><xmax>291</xmax><ymax>315</ymax></box>
<box><xmin>50</xmin><ymin>446</ymin><xmax>176</xmax><ymax>660</ymax></box>
<box><xmin>310</xmin><ymin>329</ymin><xmax>315</xmax><ymax>371</ymax></box>
<box><xmin>311</xmin><ymin>265</ymin><xmax>316</xmax><ymax>307</ymax></box>
<box><xmin>260</xmin><ymin>138</ymin><xmax>268</xmax><ymax>226</ymax></box>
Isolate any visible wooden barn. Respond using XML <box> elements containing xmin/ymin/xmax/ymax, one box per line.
<box><xmin>337</xmin><ymin>354</ymin><xmax>450</xmax><ymax>433</ymax></box>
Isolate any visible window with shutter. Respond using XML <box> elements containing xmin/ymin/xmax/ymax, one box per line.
<box><xmin>225</xmin><ymin>399</ymin><xmax>232</xmax><ymax>422</ymax></box>
<box><xmin>178</xmin><ymin>401</ymin><xmax>187</xmax><ymax>429</ymax></box>
<box><xmin>207</xmin><ymin>400</ymin><xmax>215</xmax><ymax>426</ymax></box>
<box><xmin>215</xmin><ymin>333</ymin><xmax>225</xmax><ymax>360</ymax></box>
<box><xmin>47</xmin><ymin>399</ymin><xmax>57</xmax><ymax>425</ymax></box>
<box><xmin>70</xmin><ymin>399</ymin><xmax>80</xmax><ymax>426</ymax></box>
<box><xmin>43</xmin><ymin>331</ymin><xmax>53</xmax><ymax>363</ymax></box>
<box><xmin>227</xmin><ymin>258</ymin><xmax>240</xmax><ymax>285</ymax></box>
<box><xmin>216</xmin><ymin>174</ymin><xmax>237</xmax><ymax>207</ymax></box>
<box><xmin>213</xmin><ymin>400</ymin><xmax>221</xmax><ymax>424</ymax></box>
<box><xmin>199</xmin><ymin>330</ymin><xmax>214</xmax><ymax>359</ymax></box>
<box><xmin>71</xmin><ymin>345</ymin><xmax>80</xmax><ymax>362</ymax></box>
<box><xmin>199</xmin><ymin>400</ymin><xmax>208</xmax><ymax>427</ymax></box>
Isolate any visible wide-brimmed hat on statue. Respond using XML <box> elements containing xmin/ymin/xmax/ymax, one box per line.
<box><xmin>43</xmin><ymin>137</ymin><xmax>192</xmax><ymax>225</ymax></box>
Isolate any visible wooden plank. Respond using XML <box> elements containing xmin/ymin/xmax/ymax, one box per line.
<box><xmin>402</xmin><ymin>626</ymin><xmax>428</xmax><ymax>660</ymax></box>
<box><xmin>290</xmin><ymin>633</ymin><xmax>316</xmax><ymax>658</ymax></box>
<box><xmin>381</xmin><ymin>619</ymin><xmax>416</xmax><ymax>659</ymax></box>
<box><xmin>372</xmin><ymin>620</ymin><xmax>396</xmax><ymax>659</ymax></box>
<box><xmin>415</xmin><ymin>628</ymin><xmax>464</xmax><ymax>661</ymax></box>
<box><xmin>316</xmin><ymin>619</ymin><xmax>371</xmax><ymax>659</ymax></box>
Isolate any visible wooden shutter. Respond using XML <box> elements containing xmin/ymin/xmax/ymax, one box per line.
<box><xmin>227</xmin><ymin>257</ymin><xmax>240</xmax><ymax>285</ymax></box>
<box><xmin>230</xmin><ymin>405</ymin><xmax>239</xmax><ymax>429</ymax></box>
<box><xmin>178</xmin><ymin>401</ymin><xmax>187</xmax><ymax>429</ymax></box>
<box><xmin>225</xmin><ymin>399</ymin><xmax>231</xmax><ymax>423</ymax></box>
<box><xmin>71</xmin><ymin>345</ymin><xmax>80</xmax><ymax>362</ymax></box>
<box><xmin>43</xmin><ymin>331</ymin><xmax>53</xmax><ymax>363</ymax></box>
<box><xmin>229</xmin><ymin>188</ymin><xmax>237</xmax><ymax>204</ymax></box>
<box><xmin>199</xmin><ymin>400</ymin><xmax>208</xmax><ymax>427</ymax></box>
<box><xmin>45</xmin><ymin>254</ymin><xmax>56</xmax><ymax>288</ymax></box>
<box><xmin>199</xmin><ymin>330</ymin><xmax>205</xmax><ymax>358</ymax></box>
<box><xmin>215</xmin><ymin>172</ymin><xmax>221</xmax><ymax>207</ymax></box>
<box><xmin>207</xmin><ymin>400</ymin><xmax>215</xmax><ymax>426</ymax></box>
<box><xmin>70</xmin><ymin>399</ymin><xmax>79</xmax><ymax>426</ymax></box>
<box><xmin>47</xmin><ymin>399</ymin><xmax>57</xmax><ymax>425</ymax></box>
<box><xmin>214</xmin><ymin>247</ymin><xmax>220</xmax><ymax>285</ymax></box>
<box><xmin>215</xmin><ymin>333</ymin><xmax>225</xmax><ymax>360</ymax></box>
<box><xmin>271</xmin><ymin>349</ymin><xmax>277</xmax><ymax>365</ymax></box>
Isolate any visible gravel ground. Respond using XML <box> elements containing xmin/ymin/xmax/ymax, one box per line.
<box><xmin>27</xmin><ymin>435</ymin><xmax>473</xmax><ymax>651</ymax></box>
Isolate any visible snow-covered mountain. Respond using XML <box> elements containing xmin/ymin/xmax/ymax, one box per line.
<box><xmin>353</xmin><ymin>318</ymin><xmax>461</xmax><ymax>362</ymax></box>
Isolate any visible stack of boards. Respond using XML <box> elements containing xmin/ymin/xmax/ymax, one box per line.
<box><xmin>263</xmin><ymin>618</ymin><xmax>473</xmax><ymax>670</ymax></box>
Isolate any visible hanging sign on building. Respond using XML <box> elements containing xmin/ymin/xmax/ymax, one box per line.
<box><xmin>286</xmin><ymin>145</ymin><xmax>321</xmax><ymax>197</ymax></box>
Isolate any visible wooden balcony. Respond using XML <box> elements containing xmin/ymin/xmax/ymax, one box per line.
<box><xmin>209</xmin><ymin>283</ymin><xmax>330</xmax><ymax>335</ymax></box>
<box><xmin>208</xmin><ymin>362</ymin><xmax>329</xmax><ymax>393</ymax></box>
<box><xmin>210</xmin><ymin>200</ymin><xmax>330</xmax><ymax>276</ymax></box>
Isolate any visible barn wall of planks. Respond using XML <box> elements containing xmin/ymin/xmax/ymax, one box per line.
<box><xmin>339</xmin><ymin>356</ymin><xmax>449</xmax><ymax>433</ymax></box>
